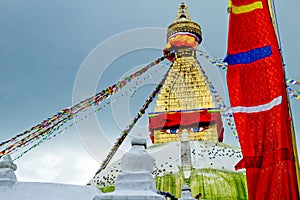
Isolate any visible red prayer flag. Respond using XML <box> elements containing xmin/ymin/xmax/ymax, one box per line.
<box><xmin>225</xmin><ymin>0</ymin><xmax>299</xmax><ymax>199</ymax></box>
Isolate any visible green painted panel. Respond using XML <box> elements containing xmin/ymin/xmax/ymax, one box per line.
<box><xmin>99</xmin><ymin>168</ymin><xmax>248</xmax><ymax>199</ymax></box>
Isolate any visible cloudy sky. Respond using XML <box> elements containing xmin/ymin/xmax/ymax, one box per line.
<box><xmin>0</xmin><ymin>0</ymin><xmax>299</xmax><ymax>185</ymax></box>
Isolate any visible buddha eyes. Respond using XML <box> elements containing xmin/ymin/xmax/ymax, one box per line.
<box><xmin>165</xmin><ymin>129</ymin><xmax>180</xmax><ymax>134</ymax></box>
<box><xmin>163</xmin><ymin>127</ymin><xmax>207</xmax><ymax>134</ymax></box>
<box><xmin>191</xmin><ymin>127</ymin><xmax>204</xmax><ymax>132</ymax></box>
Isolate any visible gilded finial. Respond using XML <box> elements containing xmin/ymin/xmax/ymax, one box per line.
<box><xmin>174</xmin><ymin>2</ymin><xmax>192</xmax><ymax>23</ymax></box>
<box><xmin>167</xmin><ymin>2</ymin><xmax>202</xmax><ymax>44</ymax></box>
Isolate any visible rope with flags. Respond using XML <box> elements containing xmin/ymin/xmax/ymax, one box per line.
<box><xmin>286</xmin><ymin>78</ymin><xmax>300</xmax><ymax>86</ymax></box>
<box><xmin>196</xmin><ymin>60</ymin><xmax>238</xmax><ymax>139</ymax></box>
<box><xmin>197</xmin><ymin>49</ymin><xmax>228</xmax><ymax>71</ymax></box>
<box><xmin>93</xmin><ymin>66</ymin><xmax>171</xmax><ymax>177</ymax></box>
<box><xmin>0</xmin><ymin>55</ymin><xmax>169</xmax><ymax>160</ymax></box>
<box><xmin>287</xmin><ymin>86</ymin><xmax>300</xmax><ymax>100</ymax></box>
<box><xmin>12</xmin><ymin>64</ymin><xmax>169</xmax><ymax>161</ymax></box>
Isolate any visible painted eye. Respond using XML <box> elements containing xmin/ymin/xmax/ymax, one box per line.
<box><xmin>165</xmin><ymin>129</ymin><xmax>180</xmax><ymax>134</ymax></box>
<box><xmin>190</xmin><ymin>127</ymin><xmax>205</xmax><ymax>132</ymax></box>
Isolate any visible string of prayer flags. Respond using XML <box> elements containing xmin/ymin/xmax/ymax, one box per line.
<box><xmin>287</xmin><ymin>86</ymin><xmax>300</xmax><ymax>100</ymax></box>
<box><xmin>286</xmin><ymin>78</ymin><xmax>300</xmax><ymax>86</ymax></box>
<box><xmin>0</xmin><ymin>55</ymin><xmax>169</xmax><ymax>160</ymax></box>
<box><xmin>197</xmin><ymin>49</ymin><xmax>228</xmax><ymax>71</ymax></box>
<box><xmin>93</xmin><ymin>66</ymin><xmax>171</xmax><ymax>178</ymax></box>
<box><xmin>197</xmin><ymin>61</ymin><xmax>238</xmax><ymax>139</ymax></box>
<box><xmin>12</xmin><ymin>64</ymin><xmax>168</xmax><ymax>160</ymax></box>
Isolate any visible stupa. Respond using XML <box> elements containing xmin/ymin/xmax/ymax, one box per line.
<box><xmin>93</xmin><ymin>138</ymin><xmax>165</xmax><ymax>200</ymax></box>
<box><xmin>149</xmin><ymin>2</ymin><xmax>222</xmax><ymax>144</ymax></box>
<box><xmin>90</xmin><ymin>2</ymin><xmax>247</xmax><ymax>199</ymax></box>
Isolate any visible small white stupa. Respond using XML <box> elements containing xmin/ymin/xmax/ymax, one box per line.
<box><xmin>0</xmin><ymin>154</ymin><xmax>102</xmax><ymax>200</ymax></box>
<box><xmin>94</xmin><ymin>137</ymin><xmax>165</xmax><ymax>200</ymax></box>
<box><xmin>0</xmin><ymin>154</ymin><xmax>17</xmax><ymax>186</ymax></box>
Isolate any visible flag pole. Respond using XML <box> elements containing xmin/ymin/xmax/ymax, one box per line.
<box><xmin>268</xmin><ymin>0</ymin><xmax>300</xmax><ymax>190</ymax></box>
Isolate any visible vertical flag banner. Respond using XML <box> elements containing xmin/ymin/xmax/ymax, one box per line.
<box><xmin>225</xmin><ymin>0</ymin><xmax>299</xmax><ymax>199</ymax></box>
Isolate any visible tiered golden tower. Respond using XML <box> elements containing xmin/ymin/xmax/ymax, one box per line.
<box><xmin>149</xmin><ymin>2</ymin><xmax>222</xmax><ymax>144</ymax></box>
